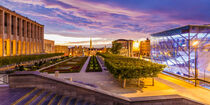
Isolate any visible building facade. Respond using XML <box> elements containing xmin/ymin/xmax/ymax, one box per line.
<box><xmin>112</xmin><ymin>39</ymin><xmax>133</xmax><ymax>57</ymax></box>
<box><xmin>0</xmin><ymin>6</ymin><xmax>44</xmax><ymax>56</ymax></box>
<box><xmin>55</xmin><ymin>45</ymin><xmax>69</xmax><ymax>56</ymax></box>
<box><xmin>140</xmin><ymin>38</ymin><xmax>150</xmax><ymax>57</ymax></box>
<box><xmin>44</xmin><ymin>39</ymin><xmax>54</xmax><ymax>53</ymax></box>
<box><xmin>151</xmin><ymin>25</ymin><xmax>210</xmax><ymax>83</ymax></box>
<box><xmin>69</xmin><ymin>45</ymin><xmax>84</xmax><ymax>57</ymax></box>
<box><xmin>69</xmin><ymin>46</ymin><xmax>107</xmax><ymax>57</ymax></box>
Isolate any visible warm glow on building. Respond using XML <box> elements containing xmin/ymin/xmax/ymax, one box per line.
<box><xmin>133</xmin><ymin>41</ymin><xmax>140</xmax><ymax>51</ymax></box>
<box><xmin>0</xmin><ymin>6</ymin><xmax>44</xmax><ymax>56</ymax></box>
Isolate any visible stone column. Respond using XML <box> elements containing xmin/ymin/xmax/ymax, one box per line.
<box><xmin>28</xmin><ymin>22</ymin><xmax>31</xmax><ymax>54</ymax></box>
<box><xmin>19</xmin><ymin>18</ymin><xmax>22</xmax><ymax>55</ymax></box>
<box><xmin>0</xmin><ymin>10</ymin><xmax>4</xmax><ymax>56</ymax></box>
<box><xmin>41</xmin><ymin>26</ymin><xmax>44</xmax><ymax>53</ymax></box>
<box><xmin>35</xmin><ymin>25</ymin><xmax>37</xmax><ymax>54</ymax></box>
<box><xmin>37</xmin><ymin>26</ymin><xmax>40</xmax><ymax>53</ymax></box>
<box><xmin>7</xmin><ymin>13</ymin><xmax>11</xmax><ymax>56</ymax></box>
<box><xmin>13</xmin><ymin>16</ymin><xmax>17</xmax><ymax>56</ymax></box>
<box><xmin>24</xmin><ymin>20</ymin><xmax>27</xmax><ymax>55</ymax></box>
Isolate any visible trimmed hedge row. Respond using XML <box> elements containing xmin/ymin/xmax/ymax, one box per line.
<box><xmin>86</xmin><ymin>56</ymin><xmax>102</xmax><ymax>72</ymax></box>
<box><xmin>0</xmin><ymin>53</ymin><xmax>64</xmax><ymax>67</ymax></box>
<box><xmin>99</xmin><ymin>53</ymin><xmax>166</xmax><ymax>79</ymax></box>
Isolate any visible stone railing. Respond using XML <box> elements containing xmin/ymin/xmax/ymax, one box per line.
<box><xmin>9</xmin><ymin>71</ymin><xmax>203</xmax><ymax>105</ymax></box>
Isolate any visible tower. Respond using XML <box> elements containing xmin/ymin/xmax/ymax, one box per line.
<box><xmin>90</xmin><ymin>38</ymin><xmax>92</xmax><ymax>49</ymax></box>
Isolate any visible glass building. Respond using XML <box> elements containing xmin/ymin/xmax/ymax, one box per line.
<box><xmin>151</xmin><ymin>25</ymin><xmax>210</xmax><ymax>84</ymax></box>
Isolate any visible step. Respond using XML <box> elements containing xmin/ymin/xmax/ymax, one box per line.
<box><xmin>77</xmin><ymin>100</ymin><xmax>85</xmax><ymax>105</ymax></box>
<box><xmin>14</xmin><ymin>88</ymin><xmax>41</xmax><ymax>105</ymax></box>
<box><xmin>40</xmin><ymin>93</ymin><xmax>56</xmax><ymax>105</ymax></box>
<box><xmin>84</xmin><ymin>102</ymin><xmax>91</xmax><ymax>105</ymax></box>
<box><xmin>60</xmin><ymin>96</ymin><xmax>69</xmax><ymax>105</ymax></box>
<box><xmin>0</xmin><ymin>88</ymin><xmax>34</xmax><ymax>105</ymax></box>
<box><xmin>68</xmin><ymin>98</ymin><xmax>77</xmax><ymax>105</ymax></box>
<box><xmin>57</xmin><ymin>96</ymin><xmax>65</xmax><ymax>105</ymax></box>
<box><xmin>30</xmin><ymin>91</ymin><xmax>49</xmax><ymax>105</ymax></box>
<box><xmin>51</xmin><ymin>95</ymin><xmax>62</xmax><ymax>105</ymax></box>
<box><xmin>25</xmin><ymin>90</ymin><xmax>44</xmax><ymax>105</ymax></box>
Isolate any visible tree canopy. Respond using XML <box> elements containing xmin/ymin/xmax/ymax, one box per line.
<box><xmin>110</xmin><ymin>42</ymin><xmax>122</xmax><ymax>54</ymax></box>
<box><xmin>98</xmin><ymin>53</ymin><xmax>166</xmax><ymax>79</ymax></box>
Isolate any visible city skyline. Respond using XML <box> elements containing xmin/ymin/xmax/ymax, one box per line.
<box><xmin>1</xmin><ymin>0</ymin><xmax>210</xmax><ymax>47</ymax></box>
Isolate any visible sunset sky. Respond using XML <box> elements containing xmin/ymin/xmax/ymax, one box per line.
<box><xmin>1</xmin><ymin>0</ymin><xmax>210</xmax><ymax>47</ymax></box>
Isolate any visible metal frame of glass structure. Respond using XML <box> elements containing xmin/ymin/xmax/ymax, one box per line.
<box><xmin>151</xmin><ymin>25</ymin><xmax>210</xmax><ymax>83</ymax></box>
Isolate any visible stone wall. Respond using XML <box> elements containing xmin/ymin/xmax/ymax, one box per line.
<box><xmin>9</xmin><ymin>71</ymin><xmax>203</xmax><ymax>105</ymax></box>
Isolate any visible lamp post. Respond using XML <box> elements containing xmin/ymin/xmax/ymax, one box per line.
<box><xmin>192</xmin><ymin>40</ymin><xmax>199</xmax><ymax>87</ymax></box>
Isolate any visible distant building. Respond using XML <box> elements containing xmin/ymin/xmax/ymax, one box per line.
<box><xmin>69</xmin><ymin>46</ymin><xmax>107</xmax><ymax>57</ymax></box>
<box><xmin>44</xmin><ymin>39</ymin><xmax>54</xmax><ymax>53</ymax></box>
<box><xmin>140</xmin><ymin>38</ymin><xmax>150</xmax><ymax>57</ymax></box>
<box><xmin>112</xmin><ymin>39</ymin><xmax>133</xmax><ymax>57</ymax></box>
<box><xmin>0</xmin><ymin>6</ymin><xmax>44</xmax><ymax>56</ymax></box>
<box><xmin>55</xmin><ymin>45</ymin><xmax>69</xmax><ymax>56</ymax></box>
<box><xmin>69</xmin><ymin>45</ymin><xmax>84</xmax><ymax>57</ymax></box>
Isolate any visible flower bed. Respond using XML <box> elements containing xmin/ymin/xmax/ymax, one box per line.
<box><xmin>86</xmin><ymin>56</ymin><xmax>102</xmax><ymax>72</ymax></box>
<box><xmin>15</xmin><ymin>56</ymin><xmax>69</xmax><ymax>71</ymax></box>
<box><xmin>41</xmin><ymin>57</ymin><xmax>88</xmax><ymax>73</ymax></box>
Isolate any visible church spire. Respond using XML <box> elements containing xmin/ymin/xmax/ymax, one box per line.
<box><xmin>90</xmin><ymin>37</ymin><xmax>92</xmax><ymax>49</ymax></box>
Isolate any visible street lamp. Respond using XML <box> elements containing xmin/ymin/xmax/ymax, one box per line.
<box><xmin>192</xmin><ymin>40</ymin><xmax>199</xmax><ymax>87</ymax></box>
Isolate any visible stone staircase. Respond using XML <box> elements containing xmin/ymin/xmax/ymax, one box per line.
<box><xmin>7</xmin><ymin>71</ymin><xmax>204</xmax><ymax>105</ymax></box>
<box><xmin>0</xmin><ymin>87</ymin><xmax>94</xmax><ymax>105</ymax></box>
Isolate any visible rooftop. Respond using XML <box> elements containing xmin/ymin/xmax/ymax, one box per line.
<box><xmin>151</xmin><ymin>25</ymin><xmax>210</xmax><ymax>37</ymax></box>
<box><xmin>0</xmin><ymin>5</ymin><xmax>44</xmax><ymax>26</ymax></box>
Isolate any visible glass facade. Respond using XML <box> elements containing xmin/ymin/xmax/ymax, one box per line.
<box><xmin>151</xmin><ymin>25</ymin><xmax>210</xmax><ymax>83</ymax></box>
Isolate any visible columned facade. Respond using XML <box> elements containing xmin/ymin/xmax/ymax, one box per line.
<box><xmin>0</xmin><ymin>6</ymin><xmax>44</xmax><ymax>56</ymax></box>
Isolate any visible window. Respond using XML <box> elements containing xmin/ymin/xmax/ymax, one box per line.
<box><xmin>4</xmin><ymin>13</ymin><xmax>7</xmax><ymax>33</ymax></box>
<box><xmin>27</xmin><ymin>22</ymin><xmax>29</xmax><ymax>37</ymax></box>
<box><xmin>11</xmin><ymin>16</ymin><xmax>15</xmax><ymax>35</ymax></box>
<box><xmin>17</xmin><ymin>18</ymin><xmax>20</xmax><ymax>36</ymax></box>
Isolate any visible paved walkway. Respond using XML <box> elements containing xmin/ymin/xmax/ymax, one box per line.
<box><xmin>80</xmin><ymin>56</ymin><xmax>90</xmax><ymax>73</ymax></box>
<box><xmin>49</xmin><ymin>56</ymin><xmax>210</xmax><ymax>105</ymax></box>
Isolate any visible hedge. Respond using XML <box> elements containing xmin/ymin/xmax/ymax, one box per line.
<box><xmin>99</xmin><ymin>53</ymin><xmax>166</xmax><ymax>79</ymax></box>
<box><xmin>0</xmin><ymin>53</ymin><xmax>64</xmax><ymax>67</ymax></box>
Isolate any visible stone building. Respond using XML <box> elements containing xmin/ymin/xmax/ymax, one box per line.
<box><xmin>44</xmin><ymin>39</ymin><xmax>54</xmax><ymax>53</ymax></box>
<box><xmin>140</xmin><ymin>38</ymin><xmax>150</xmax><ymax>57</ymax></box>
<box><xmin>112</xmin><ymin>39</ymin><xmax>133</xmax><ymax>57</ymax></box>
<box><xmin>0</xmin><ymin>6</ymin><xmax>44</xmax><ymax>56</ymax></box>
<box><xmin>54</xmin><ymin>45</ymin><xmax>69</xmax><ymax>56</ymax></box>
<box><xmin>69</xmin><ymin>45</ymin><xmax>84</xmax><ymax>57</ymax></box>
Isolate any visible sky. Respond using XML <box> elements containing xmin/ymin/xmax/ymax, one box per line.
<box><xmin>0</xmin><ymin>0</ymin><xmax>210</xmax><ymax>48</ymax></box>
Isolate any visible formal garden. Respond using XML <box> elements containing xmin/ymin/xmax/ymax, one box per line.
<box><xmin>98</xmin><ymin>53</ymin><xmax>166</xmax><ymax>88</ymax></box>
<box><xmin>86</xmin><ymin>56</ymin><xmax>102</xmax><ymax>72</ymax></box>
<box><xmin>14</xmin><ymin>55</ymin><xmax>69</xmax><ymax>71</ymax></box>
<box><xmin>41</xmin><ymin>57</ymin><xmax>88</xmax><ymax>73</ymax></box>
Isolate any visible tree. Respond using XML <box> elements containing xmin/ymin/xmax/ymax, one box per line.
<box><xmin>100</xmin><ymin>53</ymin><xmax>166</xmax><ymax>88</ymax></box>
<box><xmin>111</xmin><ymin>43</ymin><xmax>122</xmax><ymax>54</ymax></box>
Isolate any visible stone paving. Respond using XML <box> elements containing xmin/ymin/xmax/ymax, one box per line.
<box><xmin>49</xmin><ymin>56</ymin><xmax>210</xmax><ymax>105</ymax></box>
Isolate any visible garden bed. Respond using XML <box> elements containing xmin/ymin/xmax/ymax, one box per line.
<box><xmin>14</xmin><ymin>56</ymin><xmax>69</xmax><ymax>72</ymax></box>
<box><xmin>41</xmin><ymin>57</ymin><xmax>88</xmax><ymax>73</ymax></box>
<box><xmin>86</xmin><ymin>56</ymin><xmax>102</xmax><ymax>72</ymax></box>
